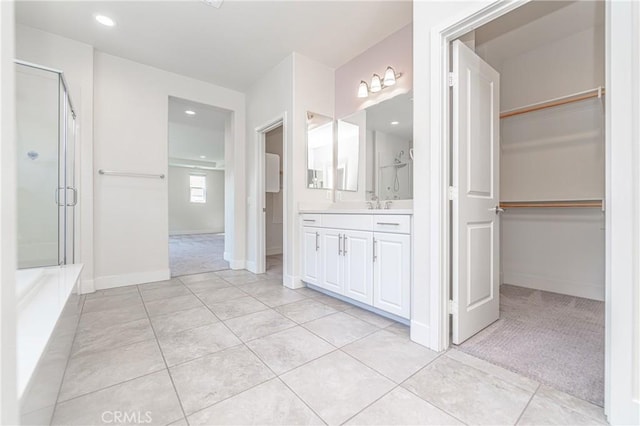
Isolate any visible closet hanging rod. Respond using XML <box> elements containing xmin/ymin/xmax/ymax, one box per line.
<box><xmin>499</xmin><ymin>200</ymin><xmax>603</xmax><ymax>209</ymax></box>
<box><xmin>500</xmin><ymin>86</ymin><xmax>605</xmax><ymax>119</ymax></box>
<box><xmin>98</xmin><ymin>169</ymin><xmax>165</xmax><ymax>179</ymax></box>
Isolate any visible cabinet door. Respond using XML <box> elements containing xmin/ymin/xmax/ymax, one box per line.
<box><xmin>320</xmin><ymin>229</ymin><xmax>343</xmax><ymax>294</ymax></box>
<box><xmin>301</xmin><ymin>227</ymin><xmax>321</xmax><ymax>285</ymax></box>
<box><xmin>343</xmin><ymin>230</ymin><xmax>373</xmax><ymax>304</ymax></box>
<box><xmin>373</xmin><ymin>233</ymin><xmax>411</xmax><ymax>318</ymax></box>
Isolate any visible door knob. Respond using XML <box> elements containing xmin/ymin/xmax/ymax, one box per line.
<box><xmin>491</xmin><ymin>206</ymin><xmax>505</xmax><ymax>214</ymax></box>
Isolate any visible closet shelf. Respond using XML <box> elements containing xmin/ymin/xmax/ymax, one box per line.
<box><xmin>500</xmin><ymin>86</ymin><xmax>605</xmax><ymax>119</ymax></box>
<box><xmin>499</xmin><ymin>200</ymin><xmax>603</xmax><ymax>209</ymax></box>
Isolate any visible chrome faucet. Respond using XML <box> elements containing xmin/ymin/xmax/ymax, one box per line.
<box><xmin>384</xmin><ymin>200</ymin><xmax>393</xmax><ymax>209</ymax></box>
<box><xmin>367</xmin><ymin>192</ymin><xmax>381</xmax><ymax>209</ymax></box>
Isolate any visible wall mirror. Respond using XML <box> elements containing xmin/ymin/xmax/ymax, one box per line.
<box><xmin>336</xmin><ymin>114</ymin><xmax>362</xmax><ymax>192</ymax></box>
<box><xmin>367</xmin><ymin>92</ymin><xmax>413</xmax><ymax>200</ymax></box>
<box><xmin>306</xmin><ymin>111</ymin><xmax>334</xmax><ymax>189</ymax></box>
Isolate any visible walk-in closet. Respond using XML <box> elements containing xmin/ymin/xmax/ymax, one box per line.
<box><xmin>453</xmin><ymin>0</ymin><xmax>605</xmax><ymax>407</ymax></box>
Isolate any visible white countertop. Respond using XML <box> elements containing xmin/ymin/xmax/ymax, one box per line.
<box><xmin>299</xmin><ymin>209</ymin><xmax>413</xmax><ymax>215</ymax></box>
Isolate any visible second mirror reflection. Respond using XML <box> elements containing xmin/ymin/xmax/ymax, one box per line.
<box><xmin>306</xmin><ymin>112</ymin><xmax>333</xmax><ymax>189</ymax></box>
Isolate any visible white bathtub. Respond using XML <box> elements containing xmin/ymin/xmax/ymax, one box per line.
<box><xmin>16</xmin><ymin>264</ymin><xmax>83</xmax><ymax>398</ymax></box>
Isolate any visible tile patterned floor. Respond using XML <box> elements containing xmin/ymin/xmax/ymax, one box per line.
<box><xmin>43</xmin><ymin>267</ymin><xmax>607</xmax><ymax>426</ymax></box>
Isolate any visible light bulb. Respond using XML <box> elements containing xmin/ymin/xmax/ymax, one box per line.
<box><xmin>383</xmin><ymin>66</ymin><xmax>397</xmax><ymax>86</ymax></box>
<box><xmin>357</xmin><ymin>81</ymin><xmax>369</xmax><ymax>98</ymax></box>
<box><xmin>370</xmin><ymin>74</ymin><xmax>382</xmax><ymax>93</ymax></box>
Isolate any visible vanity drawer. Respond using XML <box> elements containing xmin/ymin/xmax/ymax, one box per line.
<box><xmin>300</xmin><ymin>214</ymin><xmax>322</xmax><ymax>227</ymax></box>
<box><xmin>321</xmin><ymin>214</ymin><xmax>374</xmax><ymax>231</ymax></box>
<box><xmin>373</xmin><ymin>215</ymin><xmax>411</xmax><ymax>234</ymax></box>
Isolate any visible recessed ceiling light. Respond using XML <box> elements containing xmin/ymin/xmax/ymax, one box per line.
<box><xmin>391</xmin><ymin>121</ymin><xmax>399</xmax><ymax>125</ymax></box>
<box><xmin>95</xmin><ymin>14</ymin><xmax>116</xmax><ymax>27</ymax></box>
<box><xmin>199</xmin><ymin>155</ymin><xmax>206</xmax><ymax>159</ymax></box>
<box><xmin>185</xmin><ymin>110</ymin><xmax>196</xmax><ymax>115</ymax></box>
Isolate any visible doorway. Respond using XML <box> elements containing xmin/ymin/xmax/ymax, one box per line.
<box><xmin>167</xmin><ymin>96</ymin><xmax>231</xmax><ymax>277</ymax></box>
<box><xmin>264</xmin><ymin>125</ymin><xmax>284</xmax><ymax>281</ymax></box>
<box><xmin>446</xmin><ymin>0</ymin><xmax>605</xmax><ymax>409</ymax></box>
<box><xmin>253</xmin><ymin>114</ymin><xmax>287</xmax><ymax>279</ymax></box>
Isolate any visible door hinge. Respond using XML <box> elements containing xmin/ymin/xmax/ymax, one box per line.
<box><xmin>448</xmin><ymin>186</ymin><xmax>458</xmax><ymax>200</ymax></box>
<box><xmin>448</xmin><ymin>299</ymin><xmax>458</xmax><ymax>315</ymax></box>
<box><xmin>448</xmin><ymin>72</ymin><xmax>455</xmax><ymax>87</ymax></box>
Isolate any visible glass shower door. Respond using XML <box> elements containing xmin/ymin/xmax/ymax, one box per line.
<box><xmin>16</xmin><ymin>65</ymin><xmax>61</xmax><ymax>268</ymax></box>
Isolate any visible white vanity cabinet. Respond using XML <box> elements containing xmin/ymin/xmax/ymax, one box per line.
<box><xmin>341</xmin><ymin>230</ymin><xmax>374</xmax><ymax>304</ymax></box>
<box><xmin>319</xmin><ymin>228</ymin><xmax>373</xmax><ymax>303</ymax></box>
<box><xmin>319</xmin><ymin>229</ymin><xmax>343</xmax><ymax>294</ymax></box>
<box><xmin>300</xmin><ymin>212</ymin><xmax>411</xmax><ymax>319</ymax></box>
<box><xmin>301</xmin><ymin>226</ymin><xmax>321</xmax><ymax>285</ymax></box>
<box><xmin>373</xmin><ymin>232</ymin><xmax>411</xmax><ymax>318</ymax></box>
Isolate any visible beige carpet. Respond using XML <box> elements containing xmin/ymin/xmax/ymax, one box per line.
<box><xmin>169</xmin><ymin>233</ymin><xmax>229</xmax><ymax>277</ymax></box>
<box><xmin>456</xmin><ymin>284</ymin><xmax>604</xmax><ymax>406</ymax></box>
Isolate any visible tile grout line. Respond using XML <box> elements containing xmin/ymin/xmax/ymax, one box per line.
<box><xmin>50</xmin><ymin>369</ymin><xmax>170</xmax><ymax>407</ymax></box>
<box><xmin>136</xmin><ymin>284</ymin><xmax>191</xmax><ymax>426</ymax></box>
<box><xmin>388</xmin><ymin>351</ymin><xmax>471</xmax><ymax>426</ymax></box>
<box><xmin>335</xmin><ymin>340</ymin><xmax>456</xmax><ymax>425</ymax></box>
<box><xmin>242</xmin><ymin>338</ymin><xmax>330</xmax><ymax>425</ymax></box>
<box><xmin>49</xmin><ymin>293</ymin><xmax>86</xmax><ymax>424</ymax></box>
<box><xmin>179</xmin><ymin>277</ymin><xmax>311</xmax><ymax>422</ymax></box>
<box><xmin>446</xmin><ymin>349</ymin><xmax>541</xmax><ymax>395</ymax></box>
<box><xmin>514</xmin><ymin>383</ymin><xmax>541</xmax><ymax>425</ymax></box>
<box><xmin>180</xmin><ymin>271</ymin><xmax>330</xmax><ymax>423</ymax></box>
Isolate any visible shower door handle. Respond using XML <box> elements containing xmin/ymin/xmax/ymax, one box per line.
<box><xmin>67</xmin><ymin>187</ymin><xmax>78</xmax><ymax>206</ymax></box>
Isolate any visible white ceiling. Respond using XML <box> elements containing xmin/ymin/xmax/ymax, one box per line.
<box><xmin>474</xmin><ymin>0</ymin><xmax>604</xmax><ymax>66</ymax></box>
<box><xmin>16</xmin><ymin>0</ymin><xmax>413</xmax><ymax>91</ymax></box>
<box><xmin>168</xmin><ymin>96</ymin><xmax>228</xmax><ymax>166</ymax></box>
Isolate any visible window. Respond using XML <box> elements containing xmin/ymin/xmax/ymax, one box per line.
<box><xmin>189</xmin><ymin>174</ymin><xmax>206</xmax><ymax>203</ymax></box>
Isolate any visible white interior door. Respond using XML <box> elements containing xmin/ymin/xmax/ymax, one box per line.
<box><xmin>451</xmin><ymin>40</ymin><xmax>501</xmax><ymax>345</ymax></box>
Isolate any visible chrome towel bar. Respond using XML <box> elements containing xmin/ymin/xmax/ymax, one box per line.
<box><xmin>98</xmin><ymin>169</ymin><xmax>165</xmax><ymax>179</ymax></box>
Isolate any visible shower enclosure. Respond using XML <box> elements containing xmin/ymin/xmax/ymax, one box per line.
<box><xmin>16</xmin><ymin>61</ymin><xmax>77</xmax><ymax>268</ymax></box>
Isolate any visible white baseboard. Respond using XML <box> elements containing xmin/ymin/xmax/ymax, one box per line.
<box><xmin>410</xmin><ymin>320</ymin><xmax>432</xmax><ymax>349</ymax></box>
<box><xmin>228</xmin><ymin>259</ymin><xmax>246</xmax><ymax>270</ymax></box>
<box><xmin>94</xmin><ymin>269</ymin><xmax>171</xmax><ymax>290</ymax></box>
<box><xmin>503</xmin><ymin>271</ymin><xmax>604</xmax><ymax>301</ymax></box>
<box><xmin>78</xmin><ymin>278</ymin><xmax>95</xmax><ymax>295</ymax></box>
<box><xmin>245</xmin><ymin>260</ymin><xmax>258</xmax><ymax>274</ymax></box>
<box><xmin>169</xmin><ymin>230</ymin><xmax>224</xmax><ymax>236</ymax></box>
<box><xmin>266</xmin><ymin>247</ymin><xmax>283</xmax><ymax>256</ymax></box>
<box><xmin>283</xmin><ymin>274</ymin><xmax>304</xmax><ymax>289</ymax></box>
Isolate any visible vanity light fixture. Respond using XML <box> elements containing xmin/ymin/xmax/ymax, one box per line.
<box><xmin>185</xmin><ymin>110</ymin><xmax>196</xmax><ymax>115</ymax></box>
<box><xmin>199</xmin><ymin>155</ymin><xmax>207</xmax><ymax>159</ymax></box>
<box><xmin>390</xmin><ymin>121</ymin><xmax>399</xmax><ymax>125</ymax></box>
<box><xmin>357</xmin><ymin>66</ymin><xmax>402</xmax><ymax>98</ymax></box>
